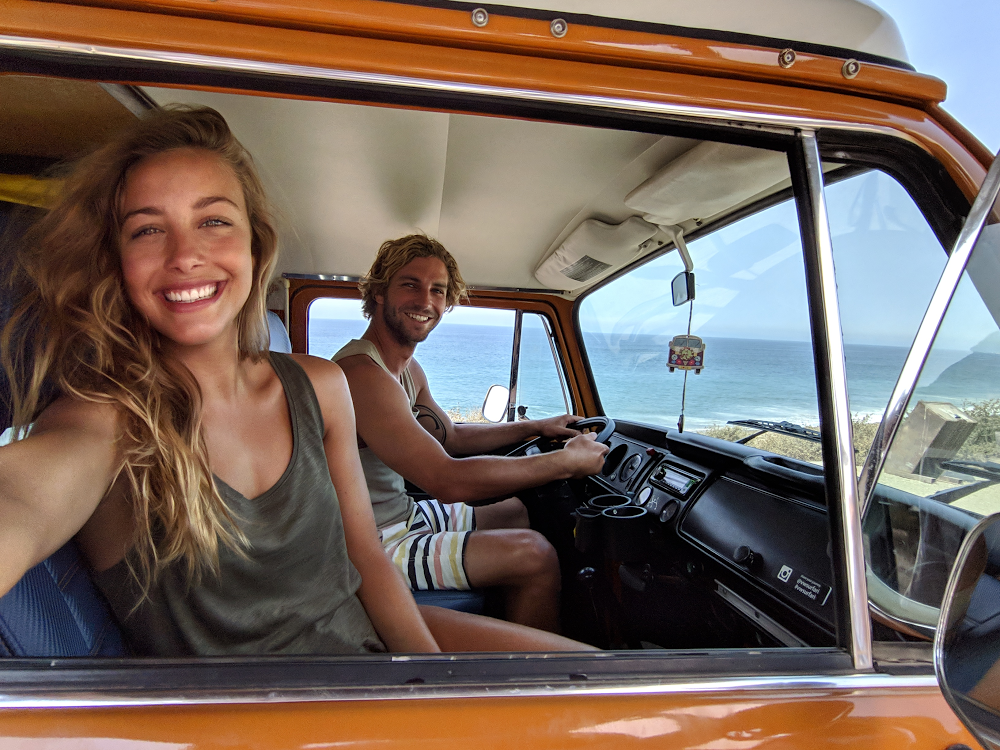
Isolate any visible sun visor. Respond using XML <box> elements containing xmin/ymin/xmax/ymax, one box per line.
<box><xmin>624</xmin><ymin>142</ymin><xmax>789</xmax><ymax>226</ymax></box>
<box><xmin>534</xmin><ymin>217</ymin><xmax>658</xmax><ymax>291</ymax></box>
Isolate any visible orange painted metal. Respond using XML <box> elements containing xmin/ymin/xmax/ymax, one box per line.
<box><xmin>31</xmin><ymin>0</ymin><xmax>949</xmax><ymax>105</ymax></box>
<box><xmin>0</xmin><ymin>0</ymin><xmax>987</xmax><ymax>196</ymax></box>
<box><xmin>0</xmin><ymin>685</ymin><xmax>979</xmax><ymax>748</ymax></box>
<box><xmin>0</xmin><ymin>1</ymin><xmax>993</xmax><ymax>745</ymax></box>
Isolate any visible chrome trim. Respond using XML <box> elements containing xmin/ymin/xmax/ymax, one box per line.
<box><xmin>98</xmin><ymin>83</ymin><xmax>157</xmax><ymax>116</ymax></box>
<box><xmin>869</xmin><ymin>599</ymin><xmax>935</xmax><ymax>641</ymax></box>
<box><xmin>281</xmin><ymin>273</ymin><xmax>563</xmax><ymax>295</ymax></box>
<box><xmin>935</xmin><ymin>514</ymin><xmax>1000</xmax><ymax>749</ymax></box>
<box><xmin>283</xmin><ymin>273</ymin><xmax>361</xmax><ymax>282</ymax></box>
<box><xmin>540</xmin><ymin>313</ymin><xmax>573</xmax><ymax>415</ymax></box>
<box><xmin>507</xmin><ymin>309</ymin><xmax>524</xmax><ymax>421</ymax></box>
<box><xmin>0</xmin><ymin>35</ymin><xmax>924</xmax><ymax>146</ymax></box>
<box><xmin>800</xmin><ymin>132</ymin><xmax>872</xmax><ymax>670</ymax></box>
<box><xmin>859</xmin><ymin>148</ymin><xmax>1000</xmax><ymax>516</ymax></box>
<box><xmin>0</xmin><ymin>672</ymin><xmax>940</xmax><ymax>709</ymax></box>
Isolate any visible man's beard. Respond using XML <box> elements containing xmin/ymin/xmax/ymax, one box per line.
<box><xmin>382</xmin><ymin>304</ymin><xmax>439</xmax><ymax>346</ymax></box>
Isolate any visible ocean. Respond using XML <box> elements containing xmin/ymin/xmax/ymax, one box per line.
<box><xmin>308</xmin><ymin>318</ymin><xmax>996</xmax><ymax>431</ymax></box>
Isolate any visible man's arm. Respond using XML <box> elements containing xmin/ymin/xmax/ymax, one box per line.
<box><xmin>296</xmin><ymin>354</ymin><xmax>440</xmax><ymax>653</ymax></box>
<box><xmin>408</xmin><ymin>359</ymin><xmax>582</xmax><ymax>456</ymax></box>
<box><xmin>338</xmin><ymin>354</ymin><xmax>608</xmax><ymax>505</ymax></box>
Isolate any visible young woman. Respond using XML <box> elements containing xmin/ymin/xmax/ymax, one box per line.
<box><xmin>0</xmin><ymin>105</ymin><xmax>584</xmax><ymax>655</ymax></box>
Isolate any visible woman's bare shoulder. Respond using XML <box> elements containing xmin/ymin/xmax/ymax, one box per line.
<box><xmin>30</xmin><ymin>394</ymin><xmax>121</xmax><ymax>440</ymax></box>
<box><xmin>284</xmin><ymin>353</ymin><xmax>350</xmax><ymax>403</ymax></box>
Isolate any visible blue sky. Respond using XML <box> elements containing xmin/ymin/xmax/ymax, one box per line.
<box><xmin>873</xmin><ymin>0</ymin><xmax>999</xmax><ymax>153</ymax></box>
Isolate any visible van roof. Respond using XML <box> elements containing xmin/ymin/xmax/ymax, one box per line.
<box><xmin>441</xmin><ymin>0</ymin><xmax>910</xmax><ymax>66</ymax></box>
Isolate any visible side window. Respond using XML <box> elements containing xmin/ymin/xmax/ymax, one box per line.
<box><xmin>515</xmin><ymin>312</ymin><xmax>570</xmax><ymax>420</ymax></box>
<box><xmin>307</xmin><ymin>297</ymin><xmax>368</xmax><ymax>358</ymax></box>
<box><xmin>414</xmin><ymin>306</ymin><xmax>515</xmax><ymax>421</ymax></box>
<box><xmin>826</xmin><ymin>169</ymin><xmax>949</xmax><ymax>461</ymax></box>
<box><xmin>306</xmin><ymin>297</ymin><xmax>517</xmax><ymax>422</ymax></box>
<box><xmin>864</xmin><ymin>199</ymin><xmax>1000</xmax><ymax>635</ymax></box>
<box><xmin>578</xmin><ymin>182</ymin><xmax>823</xmax><ymax>463</ymax></box>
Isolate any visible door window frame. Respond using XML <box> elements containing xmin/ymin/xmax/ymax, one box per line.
<box><xmin>0</xmin><ymin>29</ymin><xmax>971</xmax><ymax>700</ymax></box>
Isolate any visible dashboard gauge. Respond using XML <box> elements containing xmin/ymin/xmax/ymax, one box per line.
<box><xmin>619</xmin><ymin>454</ymin><xmax>642</xmax><ymax>482</ymax></box>
<box><xmin>636</xmin><ymin>487</ymin><xmax>653</xmax><ymax>506</ymax></box>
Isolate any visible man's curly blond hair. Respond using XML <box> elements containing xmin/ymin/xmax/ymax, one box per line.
<box><xmin>359</xmin><ymin>234</ymin><xmax>467</xmax><ymax>318</ymax></box>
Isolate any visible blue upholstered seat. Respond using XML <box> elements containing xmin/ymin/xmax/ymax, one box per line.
<box><xmin>0</xmin><ymin>540</ymin><xmax>126</xmax><ymax>657</ymax></box>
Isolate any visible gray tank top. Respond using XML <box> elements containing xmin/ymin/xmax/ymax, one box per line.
<box><xmin>331</xmin><ymin>339</ymin><xmax>415</xmax><ymax>529</ymax></box>
<box><xmin>93</xmin><ymin>352</ymin><xmax>385</xmax><ymax>656</ymax></box>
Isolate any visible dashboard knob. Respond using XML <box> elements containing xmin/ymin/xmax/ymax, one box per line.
<box><xmin>734</xmin><ymin>545</ymin><xmax>756</xmax><ymax>568</ymax></box>
<box><xmin>658</xmin><ymin>499</ymin><xmax>679</xmax><ymax>523</ymax></box>
<box><xmin>636</xmin><ymin>487</ymin><xmax>653</xmax><ymax>506</ymax></box>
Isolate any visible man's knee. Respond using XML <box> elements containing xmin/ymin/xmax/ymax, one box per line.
<box><xmin>498</xmin><ymin>529</ymin><xmax>560</xmax><ymax>580</ymax></box>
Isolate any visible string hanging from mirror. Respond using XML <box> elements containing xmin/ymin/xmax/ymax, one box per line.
<box><xmin>677</xmin><ymin>301</ymin><xmax>694</xmax><ymax>433</ymax></box>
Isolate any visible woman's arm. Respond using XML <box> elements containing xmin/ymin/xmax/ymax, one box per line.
<box><xmin>0</xmin><ymin>397</ymin><xmax>122</xmax><ymax>597</ymax></box>
<box><xmin>298</xmin><ymin>355</ymin><xmax>440</xmax><ymax>653</ymax></box>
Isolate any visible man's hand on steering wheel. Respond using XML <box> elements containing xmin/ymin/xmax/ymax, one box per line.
<box><xmin>531</xmin><ymin>413</ymin><xmax>587</xmax><ymax>439</ymax></box>
<box><xmin>563</xmin><ymin>432</ymin><xmax>610</xmax><ymax>477</ymax></box>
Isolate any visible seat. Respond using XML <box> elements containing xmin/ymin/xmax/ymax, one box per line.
<box><xmin>0</xmin><ymin>540</ymin><xmax>126</xmax><ymax>657</ymax></box>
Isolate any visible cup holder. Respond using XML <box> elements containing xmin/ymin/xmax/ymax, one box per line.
<box><xmin>573</xmin><ymin>506</ymin><xmax>602</xmax><ymax>554</ymax></box>
<box><xmin>602</xmin><ymin>505</ymin><xmax>650</xmax><ymax>561</ymax></box>
<box><xmin>588</xmin><ymin>493</ymin><xmax>631</xmax><ymax>511</ymax></box>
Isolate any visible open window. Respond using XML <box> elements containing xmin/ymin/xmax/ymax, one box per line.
<box><xmin>0</xmin><ymin>51</ymin><xmax>970</xmax><ymax>697</ymax></box>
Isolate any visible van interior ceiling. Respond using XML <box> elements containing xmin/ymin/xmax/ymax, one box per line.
<box><xmin>1</xmin><ymin>76</ymin><xmax>814</xmax><ymax>295</ymax></box>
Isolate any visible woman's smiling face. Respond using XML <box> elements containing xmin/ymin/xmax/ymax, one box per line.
<box><xmin>118</xmin><ymin>147</ymin><xmax>254</xmax><ymax>349</ymax></box>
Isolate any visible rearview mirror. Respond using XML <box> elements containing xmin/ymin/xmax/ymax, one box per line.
<box><xmin>671</xmin><ymin>271</ymin><xmax>695</xmax><ymax>306</ymax></box>
<box><xmin>482</xmin><ymin>384</ymin><xmax>510</xmax><ymax>423</ymax></box>
<box><xmin>936</xmin><ymin>512</ymin><xmax>1000</xmax><ymax>749</ymax></box>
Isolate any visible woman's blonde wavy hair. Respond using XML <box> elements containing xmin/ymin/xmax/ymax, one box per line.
<box><xmin>1</xmin><ymin>105</ymin><xmax>278</xmax><ymax>590</ymax></box>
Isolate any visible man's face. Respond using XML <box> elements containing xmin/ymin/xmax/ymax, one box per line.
<box><xmin>377</xmin><ymin>256</ymin><xmax>450</xmax><ymax>346</ymax></box>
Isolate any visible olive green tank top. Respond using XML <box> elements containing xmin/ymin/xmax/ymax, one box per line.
<box><xmin>331</xmin><ymin>339</ymin><xmax>415</xmax><ymax>529</ymax></box>
<box><xmin>93</xmin><ymin>352</ymin><xmax>385</xmax><ymax>656</ymax></box>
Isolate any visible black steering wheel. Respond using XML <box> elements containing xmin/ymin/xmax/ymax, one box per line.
<box><xmin>506</xmin><ymin>415</ymin><xmax>616</xmax><ymax>457</ymax></box>
<box><xmin>570</xmin><ymin>416</ymin><xmax>616</xmax><ymax>445</ymax></box>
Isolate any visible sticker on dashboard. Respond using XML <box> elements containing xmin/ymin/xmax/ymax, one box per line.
<box><xmin>775</xmin><ymin>566</ymin><xmax>831</xmax><ymax>607</ymax></box>
<box><xmin>792</xmin><ymin>574</ymin><xmax>831</xmax><ymax>606</ymax></box>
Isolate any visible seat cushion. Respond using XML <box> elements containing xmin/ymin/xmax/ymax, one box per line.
<box><xmin>0</xmin><ymin>540</ymin><xmax>126</xmax><ymax>657</ymax></box>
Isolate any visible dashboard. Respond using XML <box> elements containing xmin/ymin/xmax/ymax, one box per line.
<box><xmin>566</xmin><ymin>420</ymin><xmax>838</xmax><ymax>649</ymax></box>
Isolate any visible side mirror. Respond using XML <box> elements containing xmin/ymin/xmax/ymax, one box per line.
<box><xmin>482</xmin><ymin>384</ymin><xmax>510</xmax><ymax>423</ymax></box>
<box><xmin>671</xmin><ymin>271</ymin><xmax>695</xmax><ymax>306</ymax></box>
<box><xmin>937</xmin><ymin>512</ymin><xmax>1000</xmax><ymax>749</ymax></box>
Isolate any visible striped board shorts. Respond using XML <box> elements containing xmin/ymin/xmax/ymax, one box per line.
<box><xmin>380</xmin><ymin>499</ymin><xmax>476</xmax><ymax>590</ymax></box>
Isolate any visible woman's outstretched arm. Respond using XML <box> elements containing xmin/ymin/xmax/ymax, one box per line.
<box><xmin>0</xmin><ymin>397</ymin><xmax>122</xmax><ymax>598</ymax></box>
<box><xmin>299</xmin><ymin>355</ymin><xmax>441</xmax><ymax>653</ymax></box>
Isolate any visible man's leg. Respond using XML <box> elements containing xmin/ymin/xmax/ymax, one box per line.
<box><xmin>473</xmin><ymin>497</ymin><xmax>529</xmax><ymax>530</ymax></box>
<box><xmin>463</xmin><ymin>529</ymin><xmax>561</xmax><ymax>634</ymax></box>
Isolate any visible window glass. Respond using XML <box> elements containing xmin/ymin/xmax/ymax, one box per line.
<box><xmin>308</xmin><ymin>297</ymin><xmax>368</xmax><ymax>357</ymax></box>
<box><xmin>307</xmin><ymin>298</ymin><xmax>515</xmax><ymax>421</ymax></box>
<box><xmin>416</xmin><ymin>306</ymin><xmax>515</xmax><ymax>420</ymax></box>
<box><xmin>864</xmin><ymin>199</ymin><xmax>1000</xmax><ymax>630</ymax></box>
<box><xmin>579</xmin><ymin>184</ymin><xmax>823</xmax><ymax>463</ymax></box>
<box><xmin>515</xmin><ymin>313</ymin><xmax>570</xmax><ymax>419</ymax></box>
<box><xmin>827</xmin><ymin>170</ymin><xmax>949</xmax><ymax>462</ymax></box>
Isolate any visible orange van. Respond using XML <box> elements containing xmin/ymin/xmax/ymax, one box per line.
<box><xmin>1</xmin><ymin>1</ymin><xmax>999</xmax><ymax>747</ymax></box>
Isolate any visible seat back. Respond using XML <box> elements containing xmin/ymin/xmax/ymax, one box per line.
<box><xmin>0</xmin><ymin>540</ymin><xmax>126</xmax><ymax>657</ymax></box>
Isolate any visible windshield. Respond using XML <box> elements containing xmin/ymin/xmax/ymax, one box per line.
<box><xmin>579</xmin><ymin>165</ymin><xmax>950</xmax><ymax>466</ymax></box>
<box><xmin>578</xmin><ymin>180</ymin><xmax>822</xmax><ymax>461</ymax></box>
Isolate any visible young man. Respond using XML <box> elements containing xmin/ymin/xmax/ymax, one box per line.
<box><xmin>333</xmin><ymin>235</ymin><xmax>609</xmax><ymax>632</ymax></box>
